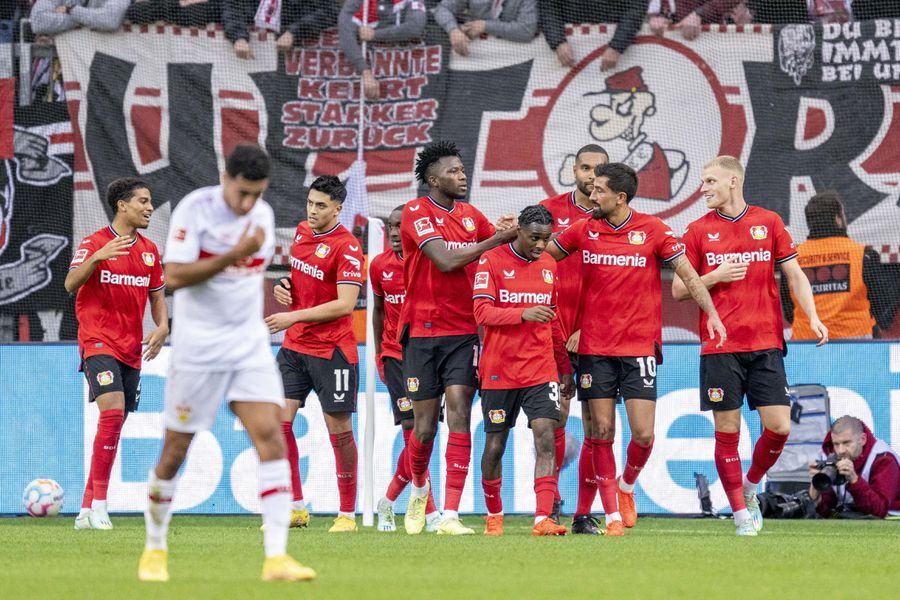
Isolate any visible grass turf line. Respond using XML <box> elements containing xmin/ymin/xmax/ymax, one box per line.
<box><xmin>1</xmin><ymin>516</ymin><xmax>897</xmax><ymax>599</ymax></box>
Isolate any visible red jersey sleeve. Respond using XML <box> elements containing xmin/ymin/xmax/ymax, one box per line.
<box><xmin>772</xmin><ymin>214</ymin><xmax>798</xmax><ymax>264</ymax></box>
<box><xmin>656</xmin><ymin>220</ymin><xmax>685</xmax><ymax>262</ymax></box>
<box><xmin>472</xmin><ymin>256</ymin><xmax>525</xmax><ymax>326</ymax></box>
<box><xmin>552</xmin><ymin>220</ymin><xmax>583</xmax><ymax>257</ymax></box>
<box><xmin>369</xmin><ymin>255</ymin><xmax>384</xmax><ymax>296</ymax></box>
<box><xmin>550</xmin><ymin>270</ymin><xmax>572</xmax><ymax>375</ymax></box>
<box><xmin>402</xmin><ymin>211</ymin><xmax>442</xmax><ymax>248</ymax></box>
<box><xmin>149</xmin><ymin>245</ymin><xmax>165</xmax><ymax>291</ymax></box>
<box><xmin>336</xmin><ymin>239</ymin><xmax>364</xmax><ymax>287</ymax></box>
<box><xmin>682</xmin><ymin>225</ymin><xmax>701</xmax><ymax>269</ymax></box>
<box><xmin>476</xmin><ymin>211</ymin><xmax>496</xmax><ymax>242</ymax></box>
<box><xmin>69</xmin><ymin>235</ymin><xmax>98</xmax><ymax>269</ymax></box>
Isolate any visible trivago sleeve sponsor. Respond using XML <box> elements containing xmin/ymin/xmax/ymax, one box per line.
<box><xmin>337</xmin><ymin>237</ymin><xmax>365</xmax><ymax>286</ymax></box>
<box><xmin>657</xmin><ymin>219</ymin><xmax>685</xmax><ymax>262</ymax></box>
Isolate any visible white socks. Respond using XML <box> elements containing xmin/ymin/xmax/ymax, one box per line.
<box><xmin>411</xmin><ymin>483</ymin><xmax>428</xmax><ymax>498</ymax></box>
<box><xmin>443</xmin><ymin>510</ymin><xmax>459</xmax><ymax>520</ymax></box>
<box><xmin>91</xmin><ymin>499</ymin><xmax>107</xmax><ymax>512</ymax></box>
<box><xmin>618</xmin><ymin>479</ymin><xmax>635</xmax><ymax>493</ymax></box>
<box><xmin>734</xmin><ymin>508</ymin><xmax>751</xmax><ymax>525</ymax></box>
<box><xmin>145</xmin><ymin>469</ymin><xmax>177</xmax><ymax>551</ymax></box>
<box><xmin>292</xmin><ymin>499</ymin><xmax>306</xmax><ymax>511</ymax></box>
<box><xmin>259</xmin><ymin>459</ymin><xmax>291</xmax><ymax>558</ymax></box>
<box><xmin>606</xmin><ymin>512</ymin><xmax>622</xmax><ymax>524</ymax></box>
<box><xmin>742</xmin><ymin>474</ymin><xmax>759</xmax><ymax>495</ymax></box>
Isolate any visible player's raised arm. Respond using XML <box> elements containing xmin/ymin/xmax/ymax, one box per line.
<box><xmin>670</xmin><ymin>254</ymin><xmax>727</xmax><ymax>348</ymax></box>
<box><xmin>672</xmin><ymin>256</ymin><xmax>748</xmax><ymax>301</ymax></box>
<box><xmin>779</xmin><ymin>257</ymin><xmax>829</xmax><ymax>346</ymax></box>
<box><xmin>421</xmin><ymin>226</ymin><xmax>517</xmax><ymax>274</ymax></box>
<box><xmin>64</xmin><ymin>235</ymin><xmax>132</xmax><ymax>293</ymax></box>
<box><xmin>165</xmin><ymin>222</ymin><xmax>265</xmax><ymax>291</ymax></box>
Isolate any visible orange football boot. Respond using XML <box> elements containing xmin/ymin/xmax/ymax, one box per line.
<box><xmin>483</xmin><ymin>514</ymin><xmax>504</xmax><ymax>537</ymax></box>
<box><xmin>617</xmin><ymin>478</ymin><xmax>637</xmax><ymax>528</ymax></box>
<box><xmin>605</xmin><ymin>520</ymin><xmax>625</xmax><ymax>537</ymax></box>
<box><xmin>532</xmin><ymin>518</ymin><xmax>568</xmax><ymax>536</ymax></box>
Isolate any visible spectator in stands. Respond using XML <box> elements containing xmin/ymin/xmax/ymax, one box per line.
<box><xmin>126</xmin><ymin>0</ymin><xmax>222</xmax><ymax>28</ymax></box>
<box><xmin>746</xmin><ymin>0</ymin><xmax>900</xmax><ymax>23</ymax></box>
<box><xmin>780</xmin><ymin>191</ymin><xmax>894</xmax><ymax>340</ymax></box>
<box><xmin>808</xmin><ymin>416</ymin><xmax>899</xmax><ymax>518</ymax></box>
<box><xmin>538</xmin><ymin>1</ymin><xmax>649</xmax><ymax>70</ymax></box>
<box><xmin>31</xmin><ymin>0</ymin><xmax>130</xmax><ymax>35</ymax></box>
<box><xmin>647</xmin><ymin>1</ymin><xmax>743</xmax><ymax>40</ymax></box>
<box><xmin>434</xmin><ymin>0</ymin><xmax>538</xmax><ymax>57</ymax></box>
<box><xmin>223</xmin><ymin>0</ymin><xmax>339</xmax><ymax>59</ymax></box>
<box><xmin>339</xmin><ymin>0</ymin><xmax>427</xmax><ymax>101</ymax></box>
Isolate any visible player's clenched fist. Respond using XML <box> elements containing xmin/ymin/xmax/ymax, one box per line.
<box><xmin>522</xmin><ymin>306</ymin><xmax>555</xmax><ymax>323</ymax></box>
<box><xmin>711</xmin><ymin>257</ymin><xmax>749</xmax><ymax>283</ymax></box>
<box><xmin>230</xmin><ymin>223</ymin><xmax>265</xmax><ymax>260</ymax></box>
<box><xmin>274</xmin><ymin>278</ymin><xmax>292</xmax><ymax>306</ymax></box>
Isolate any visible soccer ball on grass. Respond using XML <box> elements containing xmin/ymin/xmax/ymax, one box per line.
<box><xmin>23</xmin><ymin>479</ymin><xmax>64</xmax><ymax>517</ymax></box>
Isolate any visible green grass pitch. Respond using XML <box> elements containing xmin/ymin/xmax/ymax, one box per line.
<box><xmin>1</xmin><ymin>515</ymin><xmax>897</xmax><ymax>599</ymax></box>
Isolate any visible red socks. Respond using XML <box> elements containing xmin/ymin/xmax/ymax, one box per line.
<box><xmin>386</xmin><ymin>428</ymin><xmax>413</xmax><ymax>502</ymax></box>
<box><xmin>282</xmin><ymin>421</ymin><xmax>304</xmax><ymax>502</ymax></box>
<box><xmin>482</xmin><ymin>477</ymin><xmax>503</xmax><ymax>514</ymax></box>
<box><xmin>89</xmin><ymin>409</ymin><xmax>125</xmax><ymax>502</ymax></box>
<box><xmin>575</xmin><ymin>438</ymin><xmax>597</xmax><ymax>515</ymax></box>
<box><xmin>714</xmin><ymin>431</ymin><xmax>746</xmax><ymax>512</ymax></box>
<box><xmin>746</xmin><ymin>428</ymin><xmax>789</xmax><ymax>484</ymax></box>
<box><xmin>592</xmin><ymin>438</ymin><xmax>618</xmax><ymax>516</ymax></box>
<box><xmin>329</xmin><ymin>432</ymin><xmax>358</xmax><ymax>513</ymax></box>
<box><xmin>407</xmin><ymin>434</ymin><xmax>434</xmax><ymax>488</ymax></box>
<box><xmin>535</xmin><ymin>476</ymin><xmax>557</xmax><ymax>519</ymax></box>
<box><xmin>622</xmin><ymin>438</ymin><xmax>654</xmax><ymax>486</ymax></box>
<box><xmin>553</xmin><ymin>428</ymin><xmax>566</xmax><ymax>501</ymax></box>
<box><xmin>444</xmin><ymin>432</ymin><xmax>471</xmax><ymax>512</ymax></box>
<box><xmin>81</xmin><ymin>466</ymin><xmax>94</xmax><ymax>509</ymax></box>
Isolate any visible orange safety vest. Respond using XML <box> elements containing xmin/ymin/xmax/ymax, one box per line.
<box><xmin>790</xmin><ymin>236</ymin><xmax>874</xmax><ymax>340</ymax></box>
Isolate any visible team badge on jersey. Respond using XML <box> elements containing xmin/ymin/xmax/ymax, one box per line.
<box><xmin>315</xmin><ymin>243</ymin><xmax>331</xmax><ymax>258</ymax></box>
<box><xmin>142</xmin><ymin>252</ymin><xmax>155</xmax><ymax>266</ymax></box>
<box><xmin>474</xmin><ymin>272</ymin><xmax>489</xmax><ymax>290</ymax></box>
<box><xmin>72</xmin><ymin>248</ymin><xmax>89</xmax><ymax>265</ymax></box>
<box><xmin>414</xmin><ymin>217</ymin><xmax>434</xmax><ymax>236</ymax></box>
<box><xmin>462</xmin><ymin>217</ymin><xmax>476</xmax><ymax>232</ymax></box>
<box><xmin>542</xmin><ymin>269</ymin><xmax>554</xmax><ymax>285</ymax></box>
<box><xmin>97</xmin><ymin>371</ymin><xmax>114</xmax><ymax>386</ymax></box>
<box><xmin>707</xmin><ymin>388</ymin><xmax>724</xmax><ymax>403</ymax></box>
<box><xmin>175</xmin><ymin>404</ymin><xmax>192</xmax><ymax>423</ymax></box>
<box><xmin>750</xmin><ymin>225</ymin><xmax>768</xmax><ymax>240</ymax></box>
<box><xmin>407</xmin><ymin>377</ymin><xmax>419</xmax><ymax>393</ymax></box>
<box><xmin>580</xmin><ymin>374</ymin><xmax>592</xmax><ymax>388</ymax></box>
<box><xmin>489</xmin><ymin>409</ymin><xmax>506</xmax><ymax>424</ymax></box>
<box><xmin>398</xmin><ymin>397</ymin><xmax>412</xmax><ymax>412</ymax></box>
<box><xmin>628</xmin><ymin>231</ymin><xmax>646</xmax><ymax>245</ymax></box>
<box><xmin>173</xmin><ymin>228</ymin><xmax>187</xmax><ymax>241</ymax></box>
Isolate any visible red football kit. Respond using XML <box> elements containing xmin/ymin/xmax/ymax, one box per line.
<box><xmin>399</xmin><ymin>196</ymin><xmax>495</xmax><ymax>339</ymax></box>
<box><xmin>681</xmin><ymin>204</ymin><xmax>797</xmax><ymax>355</ymax></box>
<box><xmin>369</xmin><ymin>249</ymin><xmax>405</xmax><ymax>361</ymax></box>
<box><xmin>282</xmin><ymin>222</ymin><xmax>364</xmax><ymax>362</ymax></box>
<box><xmin>473</xmin><ymin>244</ymin><xmax>572</xmax><ymax>389</ymax></box>
<box><xmin>553</xmin><ymin>211</ymin><xmax>684</xmax><ymax>358</ymax></box>
<box><xmin>71</xmin><ymin>226</ymin><xmax>165</xmax><ymax>369</ymax></box>
<box><xmin>539</xmin><ymin>191</ymin><xmax>593</xmax><ymax>338</ymax></box>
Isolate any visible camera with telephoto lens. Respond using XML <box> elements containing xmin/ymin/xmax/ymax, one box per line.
<box><xmin>757</xmin><ymin>490</ymin><xmax>818</xmax><ymax>519</ymax></box>
<box><xmin>812</xmin><ymin>454</ymin><xmax>847</xmax><ymax>491</ymax></box>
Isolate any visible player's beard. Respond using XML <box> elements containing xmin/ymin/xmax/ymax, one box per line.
<box><xmin>591</xmin><ymin>208</ymin><xmax>610</xmax><ymax>220</ymax></box>
<box><xmin>575</xmin><ymin>178</ymin><xmax>593</xmax><ymax>199</ymax></box>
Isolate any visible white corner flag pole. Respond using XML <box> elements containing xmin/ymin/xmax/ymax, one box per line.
<box><xmin>359</xmin><ymin>0</ymin><xmax>376</xmax><ymax>528</ymax></box>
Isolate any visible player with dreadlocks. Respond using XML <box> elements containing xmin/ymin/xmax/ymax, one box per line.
<box><xmin>399</xmin><ymin>140</ymin><xmax>516</xmax><ymax>535</ymax></box>
<box><xmin>474</xmin><ymin>205</ymin><xmax>574</xmax><ymax>536</ymax></box>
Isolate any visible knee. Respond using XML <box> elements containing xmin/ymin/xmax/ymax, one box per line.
<box><xmin>415</xmin><ymin>422</ymin><xmax>437</xmax><ymax>444</ymax></box>
<box><xmin>632</xmin><ymin>431</ymin><xmax>654</xmax><ymax>447</ymax></box>
<box><xmin>592</xmin><ymin>416</ymin><xmax>615</xmax><ymax>440</ymax></box>
<box><xmin>483</xmin><ymin>440</ymin><xmax>505</xmax><ymax>463</ymax></box>
<box><xmin>535</xmin><ymin>431</ymin><xmax>555</xmax><ymax>457</ymax></box>
<box><xmin>767</xmin><ymin>421</ymin><xmax>791</xmax><ymax>437</ymax></box>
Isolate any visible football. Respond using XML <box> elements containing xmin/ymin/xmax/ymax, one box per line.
<box><xmin>22</xmin><ymin>479</ymin><xmax>64</xmax><ymax>518</ymax></box>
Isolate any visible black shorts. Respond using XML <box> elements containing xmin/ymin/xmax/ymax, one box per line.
<box><xmin>402</xmin><ymin>333</ymin><xmax>479</xmax><ymax>400</ymax></box>
<box><xmin>383</xmin><ymin>357</ymin><xmax>413</xmax><ymax>425</ymax></box>
<box><xmin>576</xmin><ymin>355</ymin><xmax>657</xmax><ymax>402</ymax></box>
<box><xmin>700</xmin><ymin>349</ymin><xmax>791</xmax><ymax>412</ymax></box>
<box><xmin>277</xmin><ymin>347</ymin><xmax>358</xmax><ymax>413</ymax></box>
<box><xmin>481</xmin><ymin>382</ymin><xmax>561</xmax><ymax>433</ymax></box>
<box><xmin>81</xmin><ymin>354</ymin><xmax>141</xmax><ymax>412</ymax></box>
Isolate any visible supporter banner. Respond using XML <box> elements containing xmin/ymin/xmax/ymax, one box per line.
<box><xmin>53</xmin><ymin>22</ymin><xmax>900</xmax><ymax>259</ymax></box>
<box><xmin>0</xmin><ymin>103</ymin><xmax>74</xmax><ymax>341</ymax></box>
<box><xmin>1</xmin><ymin>342</ymin><xmax>898</xmax><ymax>516</ymax></box>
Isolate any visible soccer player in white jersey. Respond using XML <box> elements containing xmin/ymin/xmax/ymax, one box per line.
<box><xmin>138</xmin><ymin>144</ymin><xmax>315</xmax><ymax>583</ymax></box>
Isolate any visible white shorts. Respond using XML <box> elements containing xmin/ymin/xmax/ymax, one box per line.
<box><xmin>164</xmin><ymin>362</ymin><xmax>285</xmax><ymax>433</ymax></box>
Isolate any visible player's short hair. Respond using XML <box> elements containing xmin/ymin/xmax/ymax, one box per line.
<box><xmin>392</xmin><ymin>204</ymin><xmax>406</xmax><ymax>213</ymax></box>
<box><xmin>106</xmin><ymin>177</ymin><xmax>149</xmax><ymax>213</ymax></box>
<box><xmin>575</xmin><ymin>144</ymin><xmax>608</xmax><ymax>160</ymax></box>
<box><xmin>225</xmin><ymin>143</ymin><xmax>271</xmax><ymax>181</ymax></box>
<box><xmin>414</xmin><ymin>140</ymin><xmax>460</xmax><ymax>184</ymax></box>
<box><xmin>518</xmin><ymin>205</ymin><xmax>553</xmax><ymax>228</ymax></box>
<box><xmin>309</xmin><ymin>175</ymin><xmax>347</xmax><ymax>203</ymax></box>
<box><xmin>594</xmin><ymin>163</ymin><xmax>638</xmax><ymax>203</ymax></box>
<box><xmin>831</xmin><ymin>415</ymin><xmax>864</xmax><ymax>436</ymax></box>
<box><xmin>704</xmin><ymin>155</ymin><xmax>745</xmax><ymax>181</ymax></box>
<box><xmin>805</xmin><ymin>190</ymin><xmax>844</xmax><ymax>238</ymax></box>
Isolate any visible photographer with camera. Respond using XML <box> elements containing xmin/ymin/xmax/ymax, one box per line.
<box><xmin>808</xmin><ymin>416</ymin><xmax>900</xmax><ymax>518</ymax></box>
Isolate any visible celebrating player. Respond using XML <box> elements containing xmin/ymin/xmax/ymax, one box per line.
<box><xmin>673</xmin><ymin>155</ymin><xmax>828</xmax><ymax>536</ymax></box>
<box><xmin>400</xmin><ymin>140</ymin><xmax>516</xmax><ymax>535</ymax></box>
<box><xmin>547</xmin><ymin>162</ymin><xmax>726</xmax><ymax>536</ymax></box>
<box><xmin>474</xmin><ymin>205</ymin><xmax>574</xmax><ymax>537</ymax></box>
<box><xmin>538</xmin><ymin>143</ymin><xmax>608</xmax><ymax>533</ymax></box>
<box><xmin>370</xmin><ymin>205</ymin><xmax>441</xmax><ymax>532</ymax></box>
<box><xmin>66</xmin><ymin>178</ymin><xmax>167</xmax><ymax>531</ymax></box>
<box><xmin>265</xmin><ymin>175</ymin><xmax>365</xmax><ymax>533</ymax></box>
<box><xmin>139</xmin><ymin>144</ymin><xmax>315</xmax><ymax>582</ymax></box>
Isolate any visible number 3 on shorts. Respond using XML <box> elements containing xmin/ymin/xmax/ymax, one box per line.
<box><xmin>548</xmin><ymin>382</ymin><xmax>560</xmax><ymax>410</ymax></box>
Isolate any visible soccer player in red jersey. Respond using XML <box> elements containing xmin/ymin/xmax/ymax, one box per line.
<box><xmin>400</xmin><ymin>141</ymin><xmax>516</xmax><ymax>535</ymax></box>
<box><xmin>548</xmin><ymin>163</ymin><xmax>726</xmax><ymax>536</ymax></box>
<box><xmin>539</xmin><ymin>143</ymin><xmax>608</xmax><ymax>533</ymax></box>
<box><xmin>65</xmin><ymin>178</ymin><xmax>168</xmax><ymax>531</ymax></box>
<box><xmin>371</xmin><ymin>205</ymin><xmax>440</xmax><ymax>532</ymax></box>
<box><xmin>673</xmin><ymin>156</ymin><xmax>828</xmax><ymax>536</ymax></box>
<box><xmin>266</xmin><ymin>175</ymin><xmax>365</xmax><ymax>533</ymax></box>
<box><xmin>474</xmin><ymin>205</ymin><xmax>575</xmax><ymax>537</ymax></box>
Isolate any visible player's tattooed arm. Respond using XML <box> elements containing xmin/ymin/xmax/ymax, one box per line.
<box><xmin>671</xmin><ymin>256</ymin><xmax>748</xmax><ymax>301</ymax></box>
<box><xmin>671</xmin><ymin>254</ymin><xmax>727</xmax><ymax>348</ymax></box>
